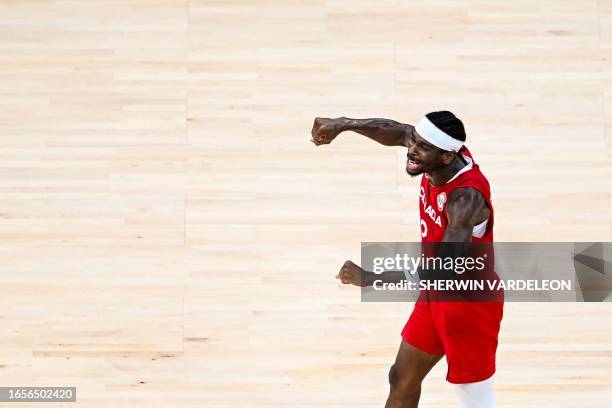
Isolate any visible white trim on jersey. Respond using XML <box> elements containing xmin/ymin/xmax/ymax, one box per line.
<box><xmin>447</xmin><ymin>154</ymin><xmax>474</xmax><ymax>183</ymax></box>
<box><xmin>472</xmin><ymin>219</ymin><xmax>488</xmax><ymax>238</ymax></box>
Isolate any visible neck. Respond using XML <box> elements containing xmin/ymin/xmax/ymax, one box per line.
<box><xmin>428</xmin><ymin>155</ymin><xmax>466</xmax><ymax>186</ymax></box>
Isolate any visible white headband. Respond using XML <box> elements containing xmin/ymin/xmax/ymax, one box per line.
<box><xmin>414</xmin><ymin>116</ymin><xmax>464</xmax><ymax>152</ymax></box>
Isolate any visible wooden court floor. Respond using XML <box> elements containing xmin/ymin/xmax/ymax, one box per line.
<box><xmin>0</xmin><ymin>1</ymin><xmax>610</xmax><ymax>406</ymax></box>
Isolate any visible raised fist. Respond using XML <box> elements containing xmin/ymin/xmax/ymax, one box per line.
<box><xmin>310</xmin><ymin>117</ymin><xmax>346</xmax><ymax>146</ymax></box>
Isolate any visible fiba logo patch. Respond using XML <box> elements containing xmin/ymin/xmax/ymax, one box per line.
<box><xmin>437</xmin><ymin>192</ymin><xmax>447</xmax><ymax>211</ymax></box>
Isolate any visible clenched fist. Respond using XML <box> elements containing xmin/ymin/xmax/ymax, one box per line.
<box><xmin>336</xmin><ymin>260</ymin><xmax>371</xmax><ymax>287</ymax></box>
<box><xmin>311</xmin><ymin>117</ymin><xmax>346</xmax><ymax>146</ymax></box>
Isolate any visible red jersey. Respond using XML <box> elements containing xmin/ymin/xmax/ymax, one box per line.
<box><xmin>417</xmin><ymin>146</ymin><xmax>500</xmax><ymax>301</ymax></box>
<box><xmin>419</xmin><ymin>146</ymin><xmax>493</xmax><ymax>243</ymax></box>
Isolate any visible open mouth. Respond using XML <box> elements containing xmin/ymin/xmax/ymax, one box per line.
<box><xmin>406</xmin><ymin>157</ymin><xmax>422</xmax><ymax>172</ymax></box>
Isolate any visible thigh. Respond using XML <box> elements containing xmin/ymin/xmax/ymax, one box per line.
<box><xmin>402</xmin><ymin>300</ymin><xmax>446</xmax><ymax>355</ymax></box>
<box><xmin>434</xmin><ymin>301</ymin><xmax>503</xmax><ymax>384</ymax></box>
<box><xmin>392</xmin><ymin>339</ymin><xmax>444</xmax><ymax>382</ymax></box>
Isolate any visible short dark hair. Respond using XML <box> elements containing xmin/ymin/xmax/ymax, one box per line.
<box><xmin>425</xmin><ymin>111</ymin><xmax>466</xmax><ymax>142</ymax></box>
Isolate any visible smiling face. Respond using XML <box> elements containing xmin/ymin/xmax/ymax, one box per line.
<box><xmin>404</xmin><ymin>128</ymin><xmax>456</xmax><ymax>177</ymax></box>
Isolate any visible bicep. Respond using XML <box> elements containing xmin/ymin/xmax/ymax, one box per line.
<box><xmin>445</xmin><ymin>188</ymin><xmax>489</xmax><ymax>234</ymax></box>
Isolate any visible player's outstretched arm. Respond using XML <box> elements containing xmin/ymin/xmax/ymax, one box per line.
<box><xmin>311</xmin><ymin>117</ymin><xmax>412</xmax><ymax>147</ymax></box>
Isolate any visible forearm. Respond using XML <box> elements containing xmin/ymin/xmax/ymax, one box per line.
<box><xmin>418</xmin><ymin>229</ymin><xmax>472</xmax><ymax>281</ymax></box>
<box><xmin>340</xmin><ymin>117</ymin><xmax>412</xmax><ymax>147</ymax></box>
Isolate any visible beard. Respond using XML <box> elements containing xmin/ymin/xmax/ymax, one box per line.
<box><xmin>406</xmin><ymin>155</ymin><xmax>426</xmax><ymax>177</ymax></box>
<box><xmin>405</xmin><ymin>166</ymin><xmax>425</xmax><ymax>177</ymax></box>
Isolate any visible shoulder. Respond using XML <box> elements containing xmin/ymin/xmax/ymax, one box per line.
<box><xmin>452</xmin><ymin>160</ymin><xmax>492</xmax><ymax>199</ymax></box>
<box><xmin>448</xmin><ymin>186</ymin><xmax>485</xmax><ymax>205</ymax></box>
<box><xmin>446</xmin><ymin>187</ymin><xmax>489</xmax><ymax>227</ymax></box>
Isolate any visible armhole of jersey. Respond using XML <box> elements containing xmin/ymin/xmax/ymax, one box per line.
<box><xmin>472</xmin><ymin>219</ymin><xmax>488</xmax><ymax>238</ymax></box>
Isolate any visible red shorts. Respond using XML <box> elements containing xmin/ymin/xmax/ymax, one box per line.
<box><xmin>401</xmin><ymin>298</ymin><xmax>503</xmax><ymax>384</ymax></box>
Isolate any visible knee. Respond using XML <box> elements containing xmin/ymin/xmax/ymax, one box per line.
<box><xmin>388</xmin><ymin>364</ymin><xmax>421</xmax><ymax>395</ymax></box>
<box><xmin>388</xmin><ymin>364</ymin><xmax>399</xmax><ymax>386</ymax></box>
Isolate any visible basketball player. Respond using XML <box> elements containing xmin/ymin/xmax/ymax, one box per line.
<box><xmin>310</xmin><ymin>111</ymin><xmax>503</xmax><ymax>408</ymax></box>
